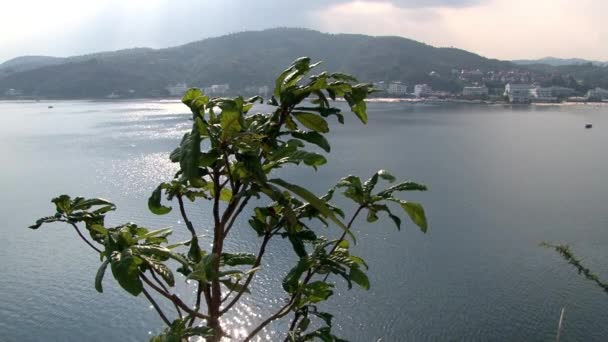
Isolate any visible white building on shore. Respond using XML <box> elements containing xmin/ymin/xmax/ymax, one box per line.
<box><xmin>586</xmin><ymin>87</ymin><xmax>608</xmax><ymax>101</ymax></box>
<box><xmin>504</xmin><ymin>83</ymin><xmax>535</xmax><ymax>103</ymax></box>
<box><xmin>531</xmin><ymin>87</ymin><xmax>557</xmax><ymax>102</ymax></box>
<box><xmin>205</xmin><ymin>84</ymin><xmax>230</xmax><ymax>95</ymax></box>
<box><xmin>166</xmin><ymin>83</ymin><xmax>188</xmax><ymax>97</ymax></box>
<box><xmin>414</xmin><ymin>84</ymin><xmax>432</xmax><ymax>98</ymax></box>
<box><xmin>387</xmin><ymin>82</ymin><xmax>408</xmax><ymax>96</ymax></box>
<box><xmin>462</xmin><ymin>85</ymin><xmax>488</xmax><ymax>97</ymax></box>
<box><xmin>4</xmin><ymin>88</ymin><xmax>22</xmax><ymax>96</ymax></box>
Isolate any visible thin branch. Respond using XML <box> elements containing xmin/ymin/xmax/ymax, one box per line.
<box><xmin>223</xmin><ymin>151</ymin><xmax>235</xmax><ymax>191</ymax></box>
<box><xmin>220</xmin><ymin>232</ymin><xmax>271</xmax><ymax>315</ymax></box>
<box><xmin>188</xmin><ymin>283</ymin><xmax>204</xmax><ymax>327</ymax></box>
<box><xmin>177</xmin><ymin>195</ymin><xmax>197</xmax><ymax>238</ymax></box>
<box><xmin>141</xmin><ymin>272</ymin><xmax>210</xmax><ymax>320</ymax></box>
<box><xmin>142</xmin><ymin>287</ymin><xmax>171</xmax><ymax>326</ymax></box>
<box><xmin>224</xmin><ymin>194</ymin><xmax>252</xmax><ymax>236</ymax></box>
<box><xmin>248</xmin><ymin>206</ymin><xmax>365</xmax><ymax>340</ymax></box>
<box><xmin>221</xmin><ymin>285</ymin><xmax>237</xmax><ymax>303</ymax></box>
<box><xmin>150</xmin><ymin>270</ymin><xmax>183</xmax><ymax>319</ymax></box>
<box><xmin>244</xmin><ymin>299</ymin><xmax>296</xmax><ymax>342</ymax></box>
<box><xmin>542</xmin><ymin>243</ymin><xmax>608</xmax><ymax>293</ymax></box>
<box><xmin>68</xmin><ymin>222</ymin><xmax>102</xmax><ymax>254</ymax></box>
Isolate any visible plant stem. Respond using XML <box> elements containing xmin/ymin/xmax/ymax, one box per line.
<box><xmin>140</xmin><ymin>273</ymin><xmax>210</xmax><ymax>320</ymax></box>
<box><xmin>68</xmin><ymin>222</ymin><xmax>102</xmax><ymax>254</ymax></box>
<box><xmin>150</xmin><ymin>270</ymin><xmax>182</xmax><ymax>319</ymax></box>
<box><xmin>247</xmin><ymin>207</ymin><xmax>364</xmax><ymax>341</ymax></box>
<box><xmin>142</xmin><ymin>287</ymin><xmax>171</xmax><ymax>326</ymax></box>
<box><xmin>220</xmin><ymin>232</ymin><xmax>271</xmax><ymax>315</ymax></box>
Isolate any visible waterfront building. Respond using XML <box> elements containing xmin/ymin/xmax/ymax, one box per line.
<box><xmin>504</xmin><ymin>83</ymin><xmax>535</xmax><ymax>103</ymax></box>
<box><xmin>166</xmin><ymin>83</ymin><xmax>188</xmax><ymax>96</ymax></box>
<box><xmin>531</xmin><ymin>87</ymin><xmax>557</xmax><ymax>102</ymax></box>
<box><xmin>414</xmin><ymin>84</ymin><xmax>432</xmax><ymax>98</ymax></box>
<box><xmin>205</xmin><ymin>84</ymin><xmax>230</xmax><ymax>95</ymax></box>
<box><xmin>586</xmin><ymin>87</ymin><xmax>608</xmax><ymax>101</ymax></box>
<box><xmin>387</xmin><ymin>82</ymin><xmax>408</xmax><ymax>96</ymax></box>
<box><xmin>550</xmin><ymin>86</ymin><xmax>575</xmax><ymax>98</ymax></box>
<box><xmin>462</xmin><ymin>85</ymin><xmax>488</xmax><ymax>97</ymax></box>
<box><xmin>4</xmin><ymin>88</ymin><xmax>22</xmax><ymax>96</ymax></box>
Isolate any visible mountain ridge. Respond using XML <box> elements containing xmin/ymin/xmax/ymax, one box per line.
<box><xmin>0</xmin><ymin>28</ymin><xmax>591</xmax><ymax>98</ymax></box>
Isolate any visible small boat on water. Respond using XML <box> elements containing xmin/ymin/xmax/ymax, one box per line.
<box><xmin>48</xmin><ymin>105</ymin><xmax>53</xmax><ymax>109</ymax></box>
<box><xmin>585</xmin><ymin>123</ymin><xmax>593</xmax><ymax>129</ymax></box>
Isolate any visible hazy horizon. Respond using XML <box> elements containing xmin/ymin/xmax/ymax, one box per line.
<box><xmin>2</xmin><ymin>0</ymin><xmax>608</xmax><ymax>64</ymax></box>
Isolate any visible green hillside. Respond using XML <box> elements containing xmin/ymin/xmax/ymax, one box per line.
<box><xmin>0</xmin><ymin>28</ymin><xmax>516</xmax><ymax>98</ymax></box>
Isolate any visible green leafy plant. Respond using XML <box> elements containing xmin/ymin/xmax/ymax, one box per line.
<box><xmin>541</xmin><ymin>243</ymin><xmax>608</xmax><ymax>294</ymax></box>
<box><xmin>30</xmin><ymin>57</ymin><xmax>428</xmax><ymax>341</ymax></box>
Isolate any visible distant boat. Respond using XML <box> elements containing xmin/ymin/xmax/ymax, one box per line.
<box><xmin>48</xmin><ymin>105</ymin><xmax>53</xmax><ymax>109</ymax></box>
<box><xmin>585</xmin><ymin>123</ymin><xmax>593</xmax><ymax>129</ymax></box>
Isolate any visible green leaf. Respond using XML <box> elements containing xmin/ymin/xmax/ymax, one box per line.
<box><xmin>182</xmin><ymin>88</ymin><xmax>204</xmax><ymax>107</ymax></box>
<box><xmin>291</xmin><ymin>131</ymin><xmax>330</xmax><ymax>152</ymax></box>
<box><xmin>344</xmin><ymin>85</ymin><xmax>370</xmax><ymax>124</ymax></box>
<box><xmin>187</xmin><ymin>253</ymin><xmax>219</xmax><ymax>284</ymax></box>
<box><xmin>377</xmin><ymin>181</ymin><xmax>428</xmax><ymax>198</ymax></box>
<box><xmin>142</xmin><ymin>256</ymin><xmax>175</xmax><ymax>287</ymax></box>
<box><xmin>221</xmin><ymin>253</ymin><xmax>257</xmax><ymax>266</ymax></box>
<box><xmin>301</xmin><ymin>281</ymin><xmax>334</xmax><ymax>304</ymax></box>
<box><xmin>283</xmin><ymin>257</ymin><xmax>313</xmax><ymax>293</ymax></box>
<box><xmin>188</xmin><ymin>236</ymin><xmax>202</xmax><ymax>263</ymax></box>
<box><xmin>95</xmin><ymin>259</ymin><xmax>110</xmax><ymax>293</ymax></box>
<box><xmin>149</xmin><ymin>184</ymin><xmax>172</xmax><ymax>215</ymax></box>
<box><xmin>292</xmin><ymin>112</ymin><xmax>329</xmax><ymax>133</ymax></box>
<box><xmin>398</xmin><ymin>201</ymin><xmax>428</xmax><ymax>233</ymax></box>
<box><xmin>269</xmin><ymin>178</ymin><xmax>355</xmax><ymax>243</ymax></box>
<box><xmin>130</xmin><ymin>245</ymin><xmax>171</xmax><ymax>259</ymax></box>
<box><xmin>110</xmin><ymin>250</ymin><xmax>143</xmax><ymax>296</ymax></box>
<box><xmin>349</xmin><ymin>266</ymin><xmax>370</xmax><ymax>290</ymax></box>
<box><xmin>52</xmin><ymin>195</ymin><xmax>72</xmax><ymax>214</ymax></box>
<box><xmin>170</xmin><ymin>128</ymin><xmax>201</xmax><ymax>183</ymax></box>
<box><xmin>220</xmin><ymin>279</ymin><xmax>250</xmax><ymax>294</ymax></box>
<box><xmin>137</xmin><ymin>227</ymin><xmax>172</xmax><ymax>241</ymax></box>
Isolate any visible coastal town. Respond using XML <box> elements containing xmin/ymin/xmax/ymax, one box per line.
<box><xmin>135</xmin><ymin>67</ymin><xmax>608</xmax><ymax>104</ymax></box>
<box><xmin>3</xmin><ymin>66</ymin><xmax>608</xmax><ymax>104</ymax></box>
<box><xmin>161</xmin><ymin>73</ymin><xmax>608</xmax><ymax>104</ymax></box>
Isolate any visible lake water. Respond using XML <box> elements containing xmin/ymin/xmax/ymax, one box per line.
<box><xmin>1</xmin><ymin>100</ymin><xmax>608</xmax><ymax>341</ymax></box>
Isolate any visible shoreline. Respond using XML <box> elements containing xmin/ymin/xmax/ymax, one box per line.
<box><xmin>2</xmin><ymin>96</ymin><xmax>607</xmax><ymax>107</ymax></box>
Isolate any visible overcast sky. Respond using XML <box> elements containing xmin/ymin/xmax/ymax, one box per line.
<box><xmin>2</xmin><ymin>0</ymin><xmax>607</xmax><ymax>63</ymax></box>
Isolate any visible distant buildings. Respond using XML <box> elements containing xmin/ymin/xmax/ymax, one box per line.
<box><xmin>205</xmin><ymin>84</ymin><xmax>230</xmax><ymax>95</ymax></box>
<box><xmin>387</xmin><ymin>82</ymin><xmax>408</xmax><ymax>96</ymax></box>
<box><xmin>530</xmin><ymin>87</ymin><xmax>556</xmax><ymax>102</ymax></box>
<box><xmin>503</xmin><ymin>84</ymin><xmax>576</xmax><ymax>103</ymax></box>
<box><xmin>4</xmin><ymin>88</ymin><xmax>22</xmax><ymax>96</ymax></box>
<box><xmin>586</xmin><ymin>87</ymin><xmax>608</xmax><ymax>101</ymax></box>
<box><xmin>550</xmin><ymin>86</ymin><xmax>575</xmax><ymax>98</ymax></box>
<box><xmin>414</xmin><ymin>84</ymin><xmax>432</xmax><ymax>98</ymax></box>
<box><xmin>504</xmin><ymin>83</ymin><xmax>535</xmax><ymax>103</ymax></box>
<box><xmin>373</xmin><ymin>81</ymin><xmax>387</xmax><ymax>91</ymax></box>
<box><xmin>462</xmin><ymin>85</ymin><xmax>488</xmax><ymax>97</ymax></box>
<box><xmin>166</xmin><ymin>83</ymin><xmax>188</xmax><ymax>97</ymax></box>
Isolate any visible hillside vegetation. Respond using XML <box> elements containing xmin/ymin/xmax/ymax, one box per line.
<box><xmin>0</xmin><ymin>28</ymin><xmax>513</xmax><ymax>98</ymax></box>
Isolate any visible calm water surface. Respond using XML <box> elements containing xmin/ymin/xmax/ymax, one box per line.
<box><xmin>1</xmin><ymin>100</ymin><xmax>607</xmax><ymax>341</ymax></box>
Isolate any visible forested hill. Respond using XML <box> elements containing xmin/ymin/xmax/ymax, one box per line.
<box><xmin>0</xmin><ymin>28</ymin><xmax>515</xmax><ymax>98</ymax></box>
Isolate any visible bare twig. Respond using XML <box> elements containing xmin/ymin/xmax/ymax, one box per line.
<box><xmin>150</xmin><ymin>270</ymin><xmax>182</xmax><ymax>319</ymax></box>
<box><xmin>220</xmin><ymin>232</ymin><xmax>271</xmax><ymax>315</ymax></box>
<box><xmin>142</xmin><ymin>287</ymin><xmax>171</xmax><ymax>326</ymax></box>
<box><xmin>68</xmin><ymin>222</ymin><xmax>102</xmax><ymax>254</ymax></box>
<box><xmin>224</xmin><ymin>194</ymin><xmax>252</xmax><ymax>236</ymax></box>
<box><xmin>141</xmin><ymin>272</ymin><xmax>210</xmax><ymax>320</ymax></box>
